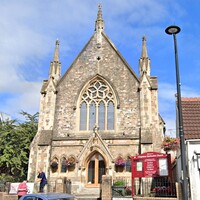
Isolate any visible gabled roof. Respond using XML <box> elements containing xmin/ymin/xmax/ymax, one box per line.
<box><xmin>57</xmin><ymin>5</ymin><xmax>140</xmax><ymax>86</ymax></box>
<box><xmin>57</xmin><ymin>31</ymin><xmax>140</xmax><ymax>86</ymax></box>
<box><xmin>41</xmin><ymin>78</ymin><xmax>56</xmax><ymax>94</ymax></box>
<box><xmin>182</xmin><ymin>98</ymin><xmax>200</xmax><ymax>140</ymax></box>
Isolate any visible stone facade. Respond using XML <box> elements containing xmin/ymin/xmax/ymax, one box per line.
<box><xmin>27</xmin><ymin>5</ymin><xmax>165</xmax><ymax>196</ymax></box>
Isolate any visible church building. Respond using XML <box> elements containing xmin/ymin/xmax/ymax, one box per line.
<box><xmin>28</xmin><ymin>5</ymin><xmax>165</xmax><ymax>195</ymax></box>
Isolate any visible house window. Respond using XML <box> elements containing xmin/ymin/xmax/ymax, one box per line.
<box><xmin>79</xmin><ymin>79</ymin><xmax>115</xmax><ymax>131</ymax></box>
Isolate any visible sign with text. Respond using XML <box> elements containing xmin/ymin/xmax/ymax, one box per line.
<box><xmin>143</xmin><ymin>158</ymin><xmax>158</xmax><ymax>176</ymax></box>
<box><xmin>131</xmin><ymin>152</ymin><xmax>171</xmax><ymax>178</ymax></box>
<box><xmin>131</xmin><ymin>152</ymin><xmax>172</xmax><ymax>196</ymax></box>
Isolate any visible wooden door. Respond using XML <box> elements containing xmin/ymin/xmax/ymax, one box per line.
<box><xmin>87</xmin><ymin>153</ymin><xmax>105</xmax><ymax>187</ymax></box>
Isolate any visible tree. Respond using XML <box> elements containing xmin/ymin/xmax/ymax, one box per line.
<box><xmin>0</xmin><ymin>111</ymin><xmax>38</xmax><ymax>182</ymax></box>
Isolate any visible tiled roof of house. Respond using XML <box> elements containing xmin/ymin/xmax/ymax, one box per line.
<box><xmin>182</xmin><ymin>98</ymin><xmax>200</xmax><ymax>140</ymax></box>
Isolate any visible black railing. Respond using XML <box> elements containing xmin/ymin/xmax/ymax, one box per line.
<box><xmin>112</xmin><ymin>177</ymin><xmax>177</xmax><ymax>198</ymax></box>
<box><xmin>133</xmin><ymin>178</ymin><xmax>177</xmax><ymax>198</ymax></box>
<box><xmin>112</xmin><ymin>186</ymin><xmax>132</xmax><ymax>197</ymax></box>
<box><xmin>112</xmin><ymin>178</ymin><xmax>132</xmax><ymax>197</ymax></box>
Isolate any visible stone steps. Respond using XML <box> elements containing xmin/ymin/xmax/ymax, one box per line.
<box><xmin>75</xmin><ymin>187</ymin><xmax>101</xmax><ymax>200</ymax></box>
<box><xmin>76</xmin><ymin>196</ymin><xmax>101</xmax><ymax>200</ymax></box>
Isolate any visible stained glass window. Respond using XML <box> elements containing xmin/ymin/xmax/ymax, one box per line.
<box><xmin>98</xmin><ymin>101</ymin><xmax>105</xmax><ymax>130</ymax></box>
<box><xmin>79</xmin><ymin>79</ymin><xmax>115</xmax><ymax>131</ymax></box>
<box><xmin>80</xmin><ymin>102</ymin><xmax>87</xmax><ymax>130</ymax></box>
<box><xmin>107</xmin><ymin>102</ymin><xmax>114</xmax><ymax>130</ymax></box>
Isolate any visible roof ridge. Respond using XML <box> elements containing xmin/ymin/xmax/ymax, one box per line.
<box><xmin>182</xmin><ymin>97</ymin><xmax>200</xmax><ymax>101</ymax></box>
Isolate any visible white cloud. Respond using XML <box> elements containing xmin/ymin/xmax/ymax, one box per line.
<box><xmin>0</xmin><ymin>0</ymin><xmax>199</xmax><ymax>125</ymax></box>
<box><xmin>0</xmin><ymin>81</ymin><xmax>41</xmax><ymax>120</ymax></box>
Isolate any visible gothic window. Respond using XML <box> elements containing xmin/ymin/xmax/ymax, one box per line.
<box><xmin>80</xmin><ymin>102</ymin><xmax>87</xmax><ymax>130</ymax></box>
<box><xmin>89</xmin><ymin>102</ymin><xmax>96</xmax><ymax>130</ymax></box>
<box><xmin>115</xmin><ymin>156</ymin><xmax>125</xmax><ymax>173</ymax></box>
<box><xmin>61</xmin><ymin>157</ymin><xmax>67</xmax><ymax>173</ymax></box>
<box><xmin>107</xmin><ymin>101</ymin><xmax>114</xmax><ymax>130</ymax></box>
<box><xmin>50</xmin><ymin>157</ymin><xmax>58</xmax><ymax>173</ymax></box>
<box><xmin>125</xmin><ymin>157</ymin><xmax>131</xmax><ymax>172</ymax></box>
<box><xmin>79</xmin><ymin>79</ymin><xmax>115</xmax><ymax>131</ymax></box>
<box><xmin>61</xmin><ymin>156</ymin><xmax>76</xmax><ymax>173</ymax></box>
<box><xmin>67</xmin><ymin>156</ymin><xmax>76</xmax><ymax>172</ymax></box>
<box><xmin>98</xmin><ymin>101</ymin><xmax>105</xmax><ymax>130</ymax></box>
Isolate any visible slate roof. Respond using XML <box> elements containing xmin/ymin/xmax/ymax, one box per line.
<box><xmin>182</xmin><ymin>98</ymin><xmax>200</xmax><ymax>140</ymax></box>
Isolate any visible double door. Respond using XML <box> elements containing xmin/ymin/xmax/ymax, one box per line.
<box><xmin>87</xmin><ymin>153</ymin><xmax>105</xmax><ymax>187</ymax></box>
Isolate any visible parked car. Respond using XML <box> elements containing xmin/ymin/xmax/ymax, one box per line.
<box><xmin>19</xmin><ymin>193</ymin><xmax>77</xmax><ymax>200</ymax></box>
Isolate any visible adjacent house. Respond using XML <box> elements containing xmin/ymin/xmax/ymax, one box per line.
<box><xmin>181</xmin><ymin>98</ymin><xmax>200</xmax><ymax>200</ymax></box>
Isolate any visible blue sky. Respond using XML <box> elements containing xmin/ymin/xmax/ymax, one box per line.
<box><xmin>0</xmin><ymin>0</ymin><xmax>200</xmax><ymax>136</ymax></box>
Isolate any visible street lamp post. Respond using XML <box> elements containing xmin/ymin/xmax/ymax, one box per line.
<box><xmin>165</xmin><ymin>25</ymin><xmax>188</xmax><ymax>200</ymax></box>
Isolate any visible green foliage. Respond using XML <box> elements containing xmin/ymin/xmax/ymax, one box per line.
<box><xmin>113</xmin><ymin>180</ymin><xmax>126</xmax><ymax>186</ymax></box>
<box><xmin>0</xmin><ymin>111</ymin><xmax>38</xmax><ymax>182</ymax></box>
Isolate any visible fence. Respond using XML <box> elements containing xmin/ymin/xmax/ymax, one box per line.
<box><xmin>112</xmin><ymin>177</ymin><xmax>177</xmax><ymax>198</ymax></box>
<box><xmin>112</xmin><ymin>178</ymin><xmax>132</xmax><ymax>197</ymax></box>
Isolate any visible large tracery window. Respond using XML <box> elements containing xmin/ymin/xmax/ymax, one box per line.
<box><xmin>80</xmin><ymin>79</ymin><xmax>115</xmax><ymax>131</ymax></box>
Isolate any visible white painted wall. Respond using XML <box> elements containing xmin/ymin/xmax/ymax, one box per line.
<box><xmin>186</xmin><ymin>140</ymin><xmax>200</xmax><ymax>200</ymax></box>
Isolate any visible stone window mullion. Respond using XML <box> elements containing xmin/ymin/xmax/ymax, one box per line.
<box><xmin>96</xmin><ymin>102</ymin><xmax>99</xmax><ymax>128</ymax></box>
<box><xmin>105</xmin><ymin>102</ymin><xmax>108</xmax><ymax>130</ymax></box>
<box><xmin>86</xmin><ymin>102</ymin><xmax>90</xmax><ymax>130</ymax></box>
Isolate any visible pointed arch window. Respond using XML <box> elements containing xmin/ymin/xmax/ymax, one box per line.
<box><xmin>107</xmin><ymin>101</ymin><xmax>114</xmax><ymax>130</ymax></box>
<box><xmin>98</xmin><ymin>101</ymin><xmax>105</xmax><ymax>130</ymax></box>
<box><xmin>61</xmin><ymin>157</ymin><xmax>67</xmax><ymax>173</ymax></box>
<box><xmin>79</xmin><ymin>79</ymin><xmax>115</xmax><ymax>131</ymax></box>
<box><xmin>89</xmin><ymin>102</ymin><xmax>96</xmax><ymax>130</ymax></box>
<box><xmin>80</xmin><ymin>102</ymin><xmax>87</xmax><ymax>130</ymax></box>
<box><xmin>125</xmin><ymin>156</ymin><xmax>131</xmax><ymax>172</ymax></box>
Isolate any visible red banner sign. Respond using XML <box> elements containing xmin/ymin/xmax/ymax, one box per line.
<box><xmin>131</xmin><ymin>152</ymin><xmax>172</xmax><ymax>196</ymax></box>
<box><xmin>132</xmin><ymin>152</ymin><xmax>170</xmax><ymax>178</ymax></box>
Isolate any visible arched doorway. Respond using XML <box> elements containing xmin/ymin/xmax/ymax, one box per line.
<box><xmin>86</xmin><ymin>152</ymin><xmax>106</xmax><ymax>187</ymax></box>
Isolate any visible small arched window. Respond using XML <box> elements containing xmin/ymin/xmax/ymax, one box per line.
<box><xmin>79</xmin><ymin>79</ymin><xmax>115</xmax><ymax>131</ymax></box>
<box><xmin>61</xmin><ymin>157</ymin><xmax>67</xmax><ymax>173</ymax></box>
<box><xmin>67</xmin><ymin>156</ymin><xmax>76</xmax><ymax>172</ymax></box>
<box><xmin>115</xmin><ymin>156</ymin><xmax>125</xmax><ymax>173</ymax></box>
<box><xmin>125</xmin><ymin>157</ymin><xmax>131</xmax><ymax>172</ymax></box>
<box><xmin>50</xmin><ymin>157</ymin><xmax>59</xmax><ymax>173</ymax></box>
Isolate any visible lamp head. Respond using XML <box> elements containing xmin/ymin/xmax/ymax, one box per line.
<box><xmin>165</xmin><ymin>25</ymin><xmax>181</xmax><ymax>35</ymax></box>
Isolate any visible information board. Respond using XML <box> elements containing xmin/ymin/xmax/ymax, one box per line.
<box><xmin>131</xmin><ymin>152</ymin><xmax>172</xmax><ymax>196</ymax></box>
<box><xmin>131</xmin><ymin>152</ymin><xmax>170</xmax><ymax>178</ymax></box>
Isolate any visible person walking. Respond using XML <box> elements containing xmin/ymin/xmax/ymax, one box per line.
<box><xmin>36</xmin><ymin>169</ymin><xmax>47</xmax><ymax>193</ymax></box>
<box><xmin>17</xmin><ymin>180</ymin><xmax>28</xmax><ymax>199</ymax></box>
